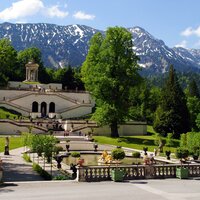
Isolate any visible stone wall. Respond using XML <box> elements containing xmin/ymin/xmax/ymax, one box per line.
<box><xmin>8</xmin><ymin>81</ymin><xmax>62</xmax><ymax>90</ymax></box>
<box><xmin>0</xmin><ymin>122</ymin><xmax>44</xmax><ymax>134</ymax></box>
<box><xmin>0</xmin><ymin>89</ymin><xmax>93</xmax><ymax>119</ymax></box>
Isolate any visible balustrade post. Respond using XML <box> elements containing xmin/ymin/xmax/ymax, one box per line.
<box><xmin>76</xmin><ymin>166</ymin><xmax>86</xmax><ymax>182</ymax></box>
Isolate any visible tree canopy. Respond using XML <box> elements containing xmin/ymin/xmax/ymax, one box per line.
<box><xmin>0</xmin><ymin>38</ymin><xmax>18</xmax><ymax>85</ymax></box>
<box><xmin>81</xmin><ymin>27</ymin><xmax>142</xmax><ymax>137</ymax></box>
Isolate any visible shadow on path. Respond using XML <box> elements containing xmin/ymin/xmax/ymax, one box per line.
<box><xmin>1</xmin><ymin>148</ymin><xmax>44</xmax><ymax>182</ymax></box>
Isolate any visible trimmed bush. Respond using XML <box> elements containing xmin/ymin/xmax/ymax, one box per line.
<box><xmin>175</xmin><ymin>148</ymin><xmax>189</xmax><ymax>159</ymax></box>
<box><xmin>54</xmin><ymin>146</ymin><xmax>64</xmax><ymax>154</ymax></box>
<box><xmin>111</xmin><ymin>148</ymin><xmax>125</xmax><ymax>160</ymax></box>
<box><xmin>132</xmin><ymin>152</ymin><xmax>140</xmax><ymax>158</ymax></box>
<box><xmin>71</xmin><ymin>152</ymin><xmax>81</xmax><ymax>158</ymax></box>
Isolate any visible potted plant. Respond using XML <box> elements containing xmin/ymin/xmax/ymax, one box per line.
<box><xmin>165</xmin><ymin>150</ymin><xmax>171</xmax><ymax>160</ymax></box>
<box><xmin>66</xmin><ymin>140</ymin><xmax>70</xmax><ymax>152</ymax></box>
<box><xmin>93</xmin><ymin>143</ymin><xmax>98</xmax><ymax>152</ymax></box>
<box><xmin>143</xmin><ymin>147</ymin><xmax>148</xmax><ymax>155</ymax></box>
<box><xmin>71</xmin><ymin>152</ymin><xmax>81</xmax><ymax>165</ymax></box>
<box><xmin>111</xmin><ymin>148</ymin><xmax>126</xmax><ymax>182</ymax></box>
<box><xmin>175</xmin><ymin>148</ymin><xmax>189</xmax><ymax>179</ymax></box>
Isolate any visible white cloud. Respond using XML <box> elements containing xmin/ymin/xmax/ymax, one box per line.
<box><xmin>0</xmin><ymin>0</ymin><xmax>69</xmax><ymax>21</ymax></box>
<box><xmin>73</xmin><ymin>11</ymin><xmax>95</xmax><ymax>20</ymax></box>
<box><xmin>175</xmin><ymin>40</ymin><xmax>187</xmax><ymax>48</ymax></box>
<box><xmin>0</xmin><ymin>0</ymin><xmax>44</xmax><ymax>21</ymax></box>
<box><xmin>46</xmin><ymin>5</ymin><xmax>68</xmax><ymax>18</ymax></box>
<box><xmin>181</xmin><ymin>26</ymin><xmax>200</xmax><ymax>37</ymax></box>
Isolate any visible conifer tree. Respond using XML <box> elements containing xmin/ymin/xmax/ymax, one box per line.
<box><xmin>153</xmin><ymin>65</ymin><xmax>190</xmax><ymax>138</ymax></box>
<box><xmin>186</xmin><ymin>79</ymin><xmax>200</xmax><ymax>130</ymax></box>
<box><xmin>188</xmin><ymin>79</ymin><xmax>200</xmax><ymax>98</ymax></box>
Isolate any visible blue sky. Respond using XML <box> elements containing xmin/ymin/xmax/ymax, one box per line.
<box><xmin>0</xmin><ymin>0</ymin><xmax>200</xmax><ymax>49</ymax></box>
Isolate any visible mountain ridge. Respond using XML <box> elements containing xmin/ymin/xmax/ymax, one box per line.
<box><xmin>0</xmin><ymin>22</ymin><xmax>200</xmax><ymax>74</ymax></box>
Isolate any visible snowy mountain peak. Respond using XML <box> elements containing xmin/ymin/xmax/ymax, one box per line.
<box><xmin>129</xmin><ymin>26</ymin><xmax>156</xmax><ymax>41</ymax></box>
<box><xmin>0</xmin><ymin>22</ymin><xmax>200</xmax><ymax>73</ymax></box>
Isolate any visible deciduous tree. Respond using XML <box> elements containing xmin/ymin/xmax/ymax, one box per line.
<box><xmin>81</xmin><ymin>27</ymin><xmax>142</xmax><ymax>137</ymax></box>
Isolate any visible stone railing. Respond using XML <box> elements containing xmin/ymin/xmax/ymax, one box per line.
<box><xmin>76</xmin><ymin>164</ymin><xmax>200</xmax><ymax>182</ymax></box>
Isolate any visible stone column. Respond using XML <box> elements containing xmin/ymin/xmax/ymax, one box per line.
<box><xmin>29</xmin><ymin>69</ymin><xmax>31</xmax><ymax>81</ymax></box>
<box><xmin>38</xmin><ymin>103</ymin><xmax>41</xmax><ymax>116</ymax></box>
<box><xmin>26</xmin><ymin>68</ymin><xmax>28</xmax><ymax>80</ymax></box>
<box><xmin>36</xmin><ymin>69</ymin><xmax>38</xmax><ymax>82</ymax></box>
<box><xmin>46</xmin><ymin>103</ymin><xmax>49</xmax><ymax>117</ymax></box>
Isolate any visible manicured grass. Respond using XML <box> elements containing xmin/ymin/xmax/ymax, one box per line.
<box><xmin>93</xmin><ymin>126</ymin><xmax>180</xmax><ymax>153</ymax></box>
<box><xmin>0</xmin><ymin>107</ymin><xmax>20</xmax><ymax>120</ymax></box>
<box><xmin>0</xmin><ymin>136</ymin><xmax>23</xmax><ymax>152</ymax></box>
<box><xmin>23</xmin><ymin>81</ymin><xmax>40</xmax><ymax>85</ymax></box>
<box><xmin>93</xmin><ymin>135</ymin><xmax>178</xmax><ymax>152</ymax></box>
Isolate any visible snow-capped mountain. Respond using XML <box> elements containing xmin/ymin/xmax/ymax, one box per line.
<box><xmin>129</xmin><ymin>26</ymin><xmax>200</xmax><ymax>73</ymax></box>
<box><xmin>0</xmin><ymin>22</ymin><xmax>100</xmax><ymax>68</ymax></box>
<box><xmin>0</xmin><ymin>22</ymin><xmax>200</xmax><ymax>73</ymax></box>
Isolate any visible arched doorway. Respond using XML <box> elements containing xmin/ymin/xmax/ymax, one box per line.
<box><xmin>49</xmin><ymin>102</ymin><xmax>55</xmax><ymax>113</ymax></box>
<box><xmin>41</xmin><ymin>102</ymin><xmax>47</xmax><ymax>117</ymax></box>
<box><xmin>32</xmin><ymin>101</ymin><xmax>38</xmax><ymax>112</ymax></box>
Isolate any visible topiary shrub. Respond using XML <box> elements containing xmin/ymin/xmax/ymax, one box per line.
<box><xmin>54</xmin><ymin>146</ymin><xmax>63</xmax><ymax>154</ymax></box>
<box><xmin>132</xmin><ymin>152</ymin><xmax>140</xmax><ymax>158</ymax></box>
<box><xmin>71</xmin><ymin>152</ymin><xmax>81</xmax><ymax>158</ymax></box>
<box><xmin>175</xmin><ymin>148</ymin><xmax>189</xmax><ymax>159</ymax></box>
<box><xmin>111</xmin><ymin>148</ymin><xmax>125</xmax><ymax>161</ymax></box>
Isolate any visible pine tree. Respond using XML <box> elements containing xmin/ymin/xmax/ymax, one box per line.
<box><xmin>188</xmin><ymin>79</ymin><xmax>200</xmax><ymax>98</ymax></box>
<box><xmin>153</xmin><ymin>65</ymin><xmax>190</xmax><ymax>138</ymax></box>
<box><xmin>186</xmin><ymin>79</ymin><xmax>200</xmax><ymax>130</ymax></box>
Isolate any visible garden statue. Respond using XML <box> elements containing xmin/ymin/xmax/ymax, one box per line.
<box><xmin>98</xmin><ymin>150</ymin><xmax>113</xmax><ymax>164</ymax></box>
<box><xmin>66</xmin><ymin>144</ymin><xmax>70</xmax><ymax>152</ymax></box>
<box><xmin>4</xmin><ymin>137</ymin><xmax>9</xmax><ymax>155</ymax></box>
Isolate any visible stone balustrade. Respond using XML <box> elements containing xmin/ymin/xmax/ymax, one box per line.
<box><xmin>76</xmin><ymin>163</ymin><xmax>200</xmax><ymax>182</ymax></box>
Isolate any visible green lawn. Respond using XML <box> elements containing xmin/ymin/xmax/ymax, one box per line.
<box><xmin>93</xmin><ymin>126</ymin><xmax>180</xmax><ymax>153</ymax></box>
<box><xmin>23</xmin><ymin>81</ymin><xmax>40</xmax><ymax>85</ymax></box>
<box><xmin>0</xmin><ymin>136</ymin><xmax>23</xmax><ymax>152</ymax></box>
<box><xmin>0</xmin><ymin>107</ymin><xmax>21</xmax><ymax>120</ymax></box>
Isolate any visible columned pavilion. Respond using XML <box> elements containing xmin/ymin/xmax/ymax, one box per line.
<box><xmin>25</xmin><ymin>61</ymin><xmax>39</xmax><ymax>82</ymax></box>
